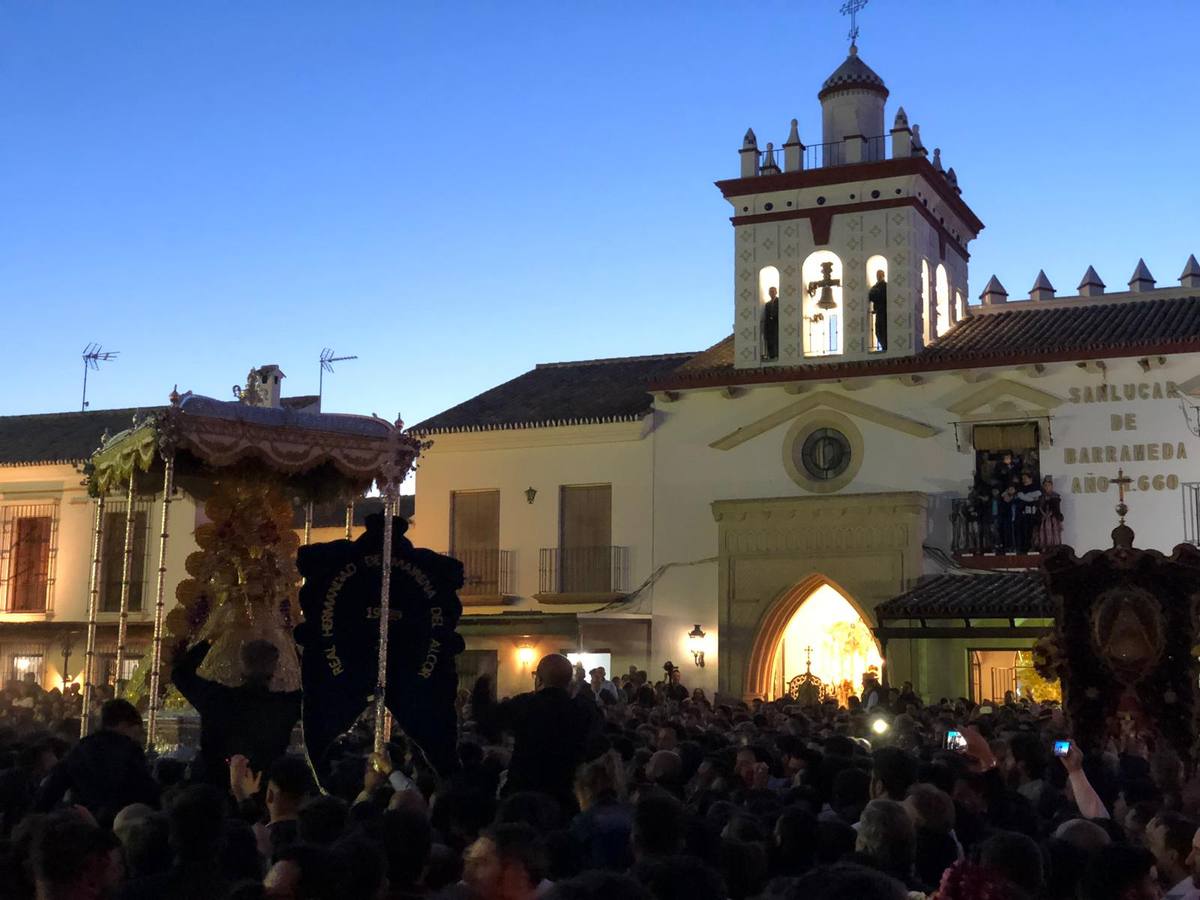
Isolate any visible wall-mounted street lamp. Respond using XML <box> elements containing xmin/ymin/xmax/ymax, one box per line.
<box><xmin>516</xmin><ymin>641</ymin><xmax>536</xmax><ymax>668</ymax></box>
<box><xmin>525</xmin><ymin>486</ymin><xmax>538</xmax><ymax>504</ymax></box>
<box><xmin>688</xmin><ymin>624</ymin><xmax>707</xmax><ymax>668</ymax></box>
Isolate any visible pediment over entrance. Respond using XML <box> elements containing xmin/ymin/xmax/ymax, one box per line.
<box><xmin>709</xmin><ymin>389</ymin><xmax>937</xmax><ymax>451</ymax></box>
<box><xmin>942</xmin><ymin>378</ymin><xmax>1066</xmax><ymax>420</ymax></box>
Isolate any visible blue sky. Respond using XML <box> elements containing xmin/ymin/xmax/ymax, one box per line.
<box><xmin>2</xmin><ymin>1</ymin><xmax>1198</xmax><ymax>423</ymax></box>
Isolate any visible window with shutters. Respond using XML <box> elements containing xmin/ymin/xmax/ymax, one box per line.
<box><xmin>450</xmin><ymin>490</ymin><xmax>504</xmax><ymax>597</ymax></box>
<box><xmin>99</xmin><ymin>503</ymin><xmax>153</xmax><ymax>613</ymax></box>
<box><xmin>554</xmin><ymin>484</ymin><xmax>617</xmax><ymax>593</ymax></box>
<box><xmin>1</xmin><ymin>505</ymin><xmax>59</xmax><ymax>613</ymax></box>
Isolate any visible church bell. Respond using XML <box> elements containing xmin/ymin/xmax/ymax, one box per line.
<box><xmin>816</xmin><ymin>286</ymin><xmax>837</xmax><ymax>310</ymax></box>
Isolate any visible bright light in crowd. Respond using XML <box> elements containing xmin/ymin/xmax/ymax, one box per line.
<box><xmin>871</xmin><ymin>718</ymin><xmax>890</xmax><ymax>735</ymax></box>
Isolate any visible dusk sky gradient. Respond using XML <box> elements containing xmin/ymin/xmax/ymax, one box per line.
<box><xmin>2</xmin><ymin>1</ymin><xmax>1198</xmax><ymax>424</ymax></box>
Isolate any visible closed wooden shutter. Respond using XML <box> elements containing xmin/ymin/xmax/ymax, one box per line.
<box><xmin>451</xmin><ymin>491</ymin><xmax>500</xmax><ymax>596</ymax></box>
<box><xmin>560</xmin><ymin>485</ymin><xmax>612</xmax><ymax>592</ymax></box>
<box><xmin>972</xmin><ymin>422</ymin><xmax>1039</xmax><ymax>452</ymax></box>
<box><xmin>100</xmin><ymin>509</ymin><xmax>150</xmax><ymax>612</ymax></box>
<box><xmin>10</xmin><ymin>517</ymin><xmax>51</xmax><ymax>612</ymax></box>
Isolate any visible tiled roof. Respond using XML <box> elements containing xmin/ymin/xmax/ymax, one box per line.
<box><xmin>412</xmin><ymin>353</ymin><xmax>698</xmax><ymax>434</ymax></box>
<box><xmin>662</xmin><ymin>293</ymin><xmax>1200</xmax><ymax>388</ymax></box>
<box><xmin>0</xmin><ymin>408</ymin><xmax>158</xmax><ymax>466</ymax></box>
<box><xmin>875</xmin><ymin>573</ymin><xmax>1050</xmax><ymax>620</ymax></box>
<box><xmin>0</xmin><ymin>396</ymin><xmax>327</xmax><ymax>467</ymax></box>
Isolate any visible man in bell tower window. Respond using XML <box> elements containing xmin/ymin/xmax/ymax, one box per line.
<box><xmin>869</xmin><ymin>269</ymin><xmax>887</xmax><ymax>351</ymax></box>
<box><xmin>762</xmin><ymin>285</ymin><xmax>780</xmax><ymax>361</ymax></box>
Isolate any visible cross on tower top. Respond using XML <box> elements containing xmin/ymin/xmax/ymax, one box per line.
<box><xmin>840</xmin><ymin>0</ymin><xmax>869</xmax><ymax>47</ymax></box>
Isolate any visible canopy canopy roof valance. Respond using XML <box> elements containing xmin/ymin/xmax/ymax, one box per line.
<box><xmin>87</xmin><ymin>390</ymin><xmax>423</xmax><ymax>499</ymax></box>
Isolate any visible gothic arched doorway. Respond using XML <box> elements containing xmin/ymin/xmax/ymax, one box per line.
<box><xmin>745</xmin><ymin>578</ymin><xmax>883</xmax><ymax>703</ymax></box>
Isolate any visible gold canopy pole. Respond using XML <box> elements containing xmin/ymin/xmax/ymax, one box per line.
<box><xmin>145</xmin><ymin>455</ymin><xmax>175</xmax><ymax>749</ymax></box>
<box><xmin>80</xmin><ymin>496</ymin><xmax>106</xmax><ymax>737</ymax></box>
<box><xmin>373</xmin><ymin>482</ymin><xmax>396</xmax><ymax>755</ymax></box>
<box><xmin>344</xmin><ymin>500</ymin><xmax>353</xmax><ymax>540</ymax></box>
<box><xmin>114</xmin><ymin>471</ymin><xmax>137</xmax><ymax>697</ymax></box>
<box><xmin>304</xmin><ymin>501</ymin><xmax>314</xmax><ymax>545</ymax></box>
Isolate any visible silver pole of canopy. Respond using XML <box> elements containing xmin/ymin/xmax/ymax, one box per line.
<box><xmin>80</xmin><ymin>496</ymin><xmax>106</xmax><ymax>737</ymax></box>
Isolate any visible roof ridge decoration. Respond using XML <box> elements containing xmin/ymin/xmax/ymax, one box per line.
<box><xmin>1181</xmin><ymin>255</ymin><xmax>1200</xmax><ymax>288</ymax></box>
<box><xmin>1030</xmin><ymin>270</ymin><xmax>1056</xmax><ymax>301</ymax></box>
<box><xmin>1078</xmin><ymin>265</ymin><xmax>1106</xmax><ymax>297</ymax></box>
<box><xmin>1129</xmin><ymin>258</ymin><xmax>1156</xmax><ymax>293</ymax></box>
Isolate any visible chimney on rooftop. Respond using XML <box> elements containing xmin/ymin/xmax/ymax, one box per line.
<box><xmin>240</xmin><ymin>364</ymin><xmax>285</xmax><ymax>408</ymax></box>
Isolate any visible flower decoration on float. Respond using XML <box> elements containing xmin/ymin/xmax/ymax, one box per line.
<box><xmin>162</xmin><ymin>473</ymin><xmax>302</xmax><ymax>692</ymax></box>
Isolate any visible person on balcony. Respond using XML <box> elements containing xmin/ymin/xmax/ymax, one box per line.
<box><xmin>1038</xmin><ymin>476</ymin><xmax>1064</xmax><ymax>549</ymax></box>
<box><xmin>1015</xmin><ymin>472</ymin><xmax>1043</xmax><ymax>553</ymax></box>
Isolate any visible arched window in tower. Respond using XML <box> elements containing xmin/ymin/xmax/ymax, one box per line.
<box><xmin>936</xmin><ymin>264</ymin><xmax>951</xmax><ymax>337</ymax></box>
<box><xmin>802</xmin><ymin>251</ymin><xmax>844</xmax><ymax>357</ymax></box>
<box><xmin>865</xmin><ymin>255</ymin><xmax>888</xmax><ymax>353</ymax></box>
<box><xmin>758</xmin><ymin>266</ymin><xmax>781</xmax><ymax>362</ymax></box>
<box><xmin>921</xmin><ymin>259</ymin><xmax>933</xmax><ymax>344</ymax></box>
<box><xmin>955</xmin><ymin>290</ymin><xmax>965</xmax><ymax>323</ymax></box>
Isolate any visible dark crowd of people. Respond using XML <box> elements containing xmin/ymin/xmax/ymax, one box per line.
<box><xmin>0</xmin><ymin>646</ymin><xmax>1195</xmax><ymax>900</ymax></box>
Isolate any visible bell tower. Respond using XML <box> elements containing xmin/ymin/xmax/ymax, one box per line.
<box><xmin>716</xmin><ymin>43</ymin><xmax>985</xmax><ymax>370</ymax></box>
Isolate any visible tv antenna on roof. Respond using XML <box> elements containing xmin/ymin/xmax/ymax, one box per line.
<box><xmin>840</xmin><ymin>0</ymin><xmax>869</xmax><ymax>46</ymax></box>
<box><xmin>81</xmin><ymin>343</ymin><xmax>119</xmax><ymax>411</ymax></box>
<box><xmin>319</xmin><ymin>348</ymin><xmax>357</xmax><ymax>404</ymax></box>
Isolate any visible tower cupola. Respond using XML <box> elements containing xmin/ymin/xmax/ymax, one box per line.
<box><xmin>819</xmin><ymin>45</ymin><xmax>888</xmax><ymax>161</ymax></box>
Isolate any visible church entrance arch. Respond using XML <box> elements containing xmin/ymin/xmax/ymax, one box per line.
<box><xmin>745</xmin><ymin>576</ymin><xmax>883</xmax><ymax>703</ymax></box>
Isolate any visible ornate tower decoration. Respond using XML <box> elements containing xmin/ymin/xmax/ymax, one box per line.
<box><xmin>1037</xmin><ymin>470</ymin><xmax>1200</xmax><ymax>763</ymax></box>
<box><xmin>715</xmin><ymin>8</ymin><xmax>985</xmax><ymax>369</ymax></box>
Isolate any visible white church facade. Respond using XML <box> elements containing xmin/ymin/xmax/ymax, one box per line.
<box><xmin>410</xmin><ymin>44</ymin><xmax>1200</xmax><ymax>703</ymax></box>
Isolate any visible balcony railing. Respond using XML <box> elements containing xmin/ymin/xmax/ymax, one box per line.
<box><xmin>453</xmin><ymin>548</ymin><xmax>516</xmax><ymax>598</ymax></box>
<box><xmin>538</xmin><ymin>546</ymin><xmax>628</xmax><ymax>595</ymax></box>
<box><xmin>757</xmin><ymin>134</ymin><xmax>891</xmax><ymax>175</ymax></box>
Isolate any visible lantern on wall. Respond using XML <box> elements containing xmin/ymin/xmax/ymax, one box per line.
<box><xmin>688</xmin><ymin>624</ymin><xmax>707</xmax><ymax>668</ymax></box>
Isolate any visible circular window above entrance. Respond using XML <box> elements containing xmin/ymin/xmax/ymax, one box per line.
<box><xmin>800</xmin><ymin>428</ymin><xmax>851</xmax><ymax>480</ymax></box>
<box><xmin>783</xmin><ymin>411</ymin><xmax>863</xmax><ymax>493</ymax></box>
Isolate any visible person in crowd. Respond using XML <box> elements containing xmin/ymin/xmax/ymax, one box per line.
<box><xmin>1146</xmin><ymin>813</ymin><xmax>1197</xmax><ymax>892</ymax></box>
<box><xmin>1039</xmin><ymin>474</ymin><xmax>1065</xmax><ymax>549</ymax></box>
<box><xmin>31</xmin><ymin>810</ymin><xmax>123</xmax><ymax>900</ymax></box>
<box><xmin>1078</xmin><ymin>843</ymin><xmax>1164</xmax><ymax>900</ymax></box>
<box><xmin>1165</xmin><ymin>821</ymin><xmax>1200</xmax><ymax>899</ymax></box>
<box><xmin>35</xmin><ymin>699</ymin><xmax>158</xmax><ymax>827</ymax></box>
<box><xmin>462</xmin><ymin>823</ymin><xmax>547</xmax><ymax>900</ymax></box>
<box><xmin>259</xmin><ymin>756</ymin><xmax>317</xmax><ymax>863</ymax></box>
<box><xmin>587</xmin><ymin>668</ymin><xmax>619</xmax><ymax>705</ymax></box>
<box><xmin>0</xmin><ymin>736</ymin><xmax>60</xmax><ymax>836</ymax></box>
<box><xmin>171</xmin><ymin>639</ymin><xmax>302</xmax><ymax>789</ymax></box>
<box><xmin>1015</xmin><ymin>471</ymin><xmax>1043</xmax><ymax>553</ymax></box>
<box><xmin>471</xmin><ymin>655</ymin><xmax>600</xmax><ymax>813</ymax></box>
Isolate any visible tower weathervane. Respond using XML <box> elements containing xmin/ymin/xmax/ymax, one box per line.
<box><xmin>840</xmin><ymin>0</ymin><xmax>869</xmax><ymax>46</ymax></box>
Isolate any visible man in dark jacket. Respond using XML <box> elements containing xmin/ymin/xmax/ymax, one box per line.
<box><xmin>172</xmin><ymin>638</ymin><xmax>301</xmax><ymax>788</ymax></box>
<box><xmin>473</xmin><ymin>654</ymin><xmax>600</xmax><ymax>814</ymax></box>
<box><xmin>35</xmin><ymin>698</ymin><xmax>159</xmax><ymax>827</ymax></box>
